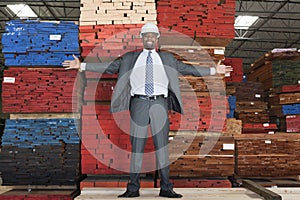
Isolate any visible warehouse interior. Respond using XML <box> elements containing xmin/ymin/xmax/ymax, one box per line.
<box><xmin>0</xmin><ymin>0</ymin><xmax>299</xmax><ymax>70</ymax></box>
<box><xmin>0</xmin><ymin>0</ymin><xmax>300</xmax><ymax>199</ymax></box>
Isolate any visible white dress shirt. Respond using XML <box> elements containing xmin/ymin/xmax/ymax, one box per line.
<box><xmin>130</xmin><ymin>49</ymin><xmax>169</xmax><ymax>97</ymax></box>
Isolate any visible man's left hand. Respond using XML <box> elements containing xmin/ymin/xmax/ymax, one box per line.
<box><xmin>216</xmin><ymin>60</ymin><xmax>233</xmax><ymax>76</ymax></box>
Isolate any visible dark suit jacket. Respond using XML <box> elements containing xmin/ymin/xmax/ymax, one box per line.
<box><xmin>85</xmin><ymin>51</ymin><xmax>212</xmax><ymax>114</ymax></box>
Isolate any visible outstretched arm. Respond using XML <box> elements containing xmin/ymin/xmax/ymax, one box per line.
<box><xmin>176</xmin><ymin>58</ymin><xmax>232</xmax><ymax>77</ymax></box>
<box><xmin>62</xmin><ymin>54</ymin><xmax>121</xmax><ymax>74</ymax></box>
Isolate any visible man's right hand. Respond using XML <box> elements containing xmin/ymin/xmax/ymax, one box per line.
<box><xmin>62</xmin><ymin>54</ymin><xmax>81</xmax><ymax>70</ymax></box>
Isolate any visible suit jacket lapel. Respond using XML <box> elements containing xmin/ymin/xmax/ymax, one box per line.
<box><xmin>130</xmin><ymin>51</ymin><xmax>142</xmax><ymax>70</ymax></box>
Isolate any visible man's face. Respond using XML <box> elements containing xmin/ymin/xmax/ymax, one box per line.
<box><xmin>142</xmin><ymin>32</ymin><xmax>158</xmax><ymax>50</ymax></box>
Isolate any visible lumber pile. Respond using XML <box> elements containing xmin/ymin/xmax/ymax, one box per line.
<box><xmin>0</xmin><ymin>20</ymin><xmax>82</xmax><ymax>186</ymax></box>
<box><xmin>2</xmin><ymin>68</ymin><xmax>83</xmax><ymax>113</ymax></box>
<box><xmin>78</xmin><ymin>0</ymin><xmax>160</xmax><ymax>181</ymax></box>
<box><xmin>248</xmin><ymin>49</ymin><xmax>300</xmax><ymax>132</ymax></box>
<box><xmin>224</xmin><ymin>58</ymin><xmax>244</xmax><ymax>83</ymax></box>
<box><xmin>226</xmin><ymin>82</ymin><xmax>277</xmax><ymax>133</ymax></box>
<box><xmin>268</xmin><ymin>85</ymin><xmax>300</xmax><ymax>132</ymax></box>
<box><xmin>0</xmin><ymin>118</ymin><xmax>80</xmax><ymax>185</ymax></box>
<box><xmin>2</xmin><ymin>20</ymin><xmax>79</xmax><ymax>66</ymax></box>
<box><xmin>79</xmin><ymin>175</ymin><xmax>154</xmax><ymax>189</ymax></box>
<box><xmin>80</xmin><ymin>0</ymin><xmax>157</xmax><ymax>25</ymax></box>
<box><xmin>157</xmin><ymin>178</ymin><xmax>232</xmax><ymax>188</ymax></box>
<box><xmin>157</xmin><ymin>0</ymin><xmax>235</xmax><ymax>46</ymax></box>
<box><xmin>168</xmin><ymin>132</ymin><xmax>234</xmax><ymax>177</ymax></box>
<box><xmin>79</xmin><ymin>24</ymin><xmax>144</xmax><ymax>60</ymax></box>
<box><xmin>0</xmin><ymin>188</ymin><xmax>77</xmax><ymax>200</ymax></box>
<box><xmin>248</xmin><ymin>50</ymin><xmax>300</xmax><ymax>91</ymax></box>
<box><xmin>235</xmin><ymin>134</ymin><xmax>300</xmax><ymax>177</ymax></box>
<box><xmin>81</xmin><ymin>104</ymin><xmax>156</xmax><ymax>175</ymax></box>
<box><xmin>84</xmin><ymin>79</ymin><xmax>116</xmax><ymax>101</ymax></box>
<box><xmin>160</xmin><ymin>45</ymin><xmax>228</xmax><ymax>133</ymax></box>
<box><xmin>285</xmin><ymin>115</ymin><xmax>300</xmax><ymax>133</ymax></box>
<box><xmin>225</xmin><ymin>118</ymin><xmax>242</xmax><ymax>135</ymax></box>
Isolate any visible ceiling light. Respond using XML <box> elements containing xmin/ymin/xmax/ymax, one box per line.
<box><xmin>234</xmin><ymin>15</ymin><xmax>259</xmax><ymax>30</ymax></box>
<box><xmin>7</xmin><ymin>4</ymin><xmax>37</xmax><ymax>18</ymax></box>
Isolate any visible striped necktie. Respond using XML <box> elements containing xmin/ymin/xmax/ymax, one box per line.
<box><xmin>145</xmin><ymin>51</ymin><xmax>154</xmax><ymax>96</ymax></box>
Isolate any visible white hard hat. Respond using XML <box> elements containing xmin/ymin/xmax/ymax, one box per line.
<box><xmin>140</xmin><ymin>22</ymin><xmax>160</xmax><ymax>38</ymax></box>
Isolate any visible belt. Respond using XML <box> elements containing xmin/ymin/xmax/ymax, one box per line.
<box><xmin>133</xmin><ymin>95</ymin><xmax>165</xmax><ymax>100</ymax></box>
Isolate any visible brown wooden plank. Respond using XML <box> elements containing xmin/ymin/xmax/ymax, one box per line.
<box><xmin>242</xmin><ymin>179</ymin><xmax>282</xmax><ymax>200</ymax></box>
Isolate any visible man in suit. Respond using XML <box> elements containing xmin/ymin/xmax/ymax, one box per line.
<box><xmin>63</xmin><ymin>22</ymin><xmax>231</xmax><ymax>198</ymax></box>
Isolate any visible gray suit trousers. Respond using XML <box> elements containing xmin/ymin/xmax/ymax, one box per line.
<box><xmin>127</xmin><ymin>96</ymin><xmax>173</xmax><ymax>191</ymax></box>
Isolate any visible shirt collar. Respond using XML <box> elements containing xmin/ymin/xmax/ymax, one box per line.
<box><xmin>143</xmin><ymin>49</ymin><xmax>155</xmax><ymax>54</ymax></box>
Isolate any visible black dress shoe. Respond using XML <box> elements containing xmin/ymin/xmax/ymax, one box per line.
<box><xmin>118</xmin><ymin>190</ymin><xmax>140</xmax><ymax>198</ymax></box>
<box><xmin>159</xmin><ymin>189</ymin><xmax>183</xmax><ymax>198</ymax></box>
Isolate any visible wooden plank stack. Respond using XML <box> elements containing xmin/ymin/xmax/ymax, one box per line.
<box><xmin>81</xmin><ymin>104</ymin><xmax>156</xmax><ymax>175</ymax></box>
<box><xmin>78</xmin><ymin>0</ymin><xmax>236</xmax><ymax>188</ymax></box>
<box><xmin>168</xmin><ymin>132</ymin><xmax>234</xmax><ymax>178</ymax></box>
<box><xmin>248</xmin><ymin>50</ymin><xmax>300</xmax><ymax>91</ymax></box>
<box><xmin>79</xmin><ymin>24</ymin><xmax>144</xmax><ymax>60</ymax></box>
<box><xmin>80</xmin><ymin>175</ymin><xmax>154</xmax><ymax>189</ymax></box>
<box><xmin>157</xmin><ymin>0</ymin><xmax>235</xmax><ymax>46</ymax></box>
<box><xmin>223</xmin><ymin>58</ymin><xmax>243</xmax><ymax>83</ymax></box>
<box><xmin>0</xmin><ymin>188</ymin><xmax>77</xmax><ymax>200</ymax></box>
<box><xmin>84</xmin><ymin>80</ymin><xmax>116</xmax><ymax>101</ymax></box>
<box><xmin>268</xmin><ymin>85</ymin><xmax>300</xmax><ymax>132</ymax></box>
<box><xmin>160</xmin><ymin>45</ymin><xmax>228</xmax><ymax>133</ymax></box>
<box><xmin>248</xmin><ymin>49</ymin><xmax>300</xmax><ymax>132</ymax></box>
<box><xmin>78</xmin><ymin>0</ymin><xmax>162</xmax><ymax>187</ymax></box>
<box><xmin>0</xmin><ymin>118</ymin><xmax>81</xmax><ymax>185</ymax></box>
<box><xmin>80</xmin><ymin>0</ymin><xmax>157</xmax><ymax>25</ymax></box>
<box><xmin>2</xmin><ymin>68</ymin><xmax>83</xmax><ymax>113</ymax></box>
<box><xmin>2</xmin><ymin>20</ymin><xmax>80</xmax><ymax>66</ymax></box>
<box><xmin>157</xmin><ymin>178</ymin><xmax>232</xmax><ymax>188</ymax></box>
<box><xmin>169</xmin><ymin>91</ymin><xmax>228</xmax><ymax>132</ymax></box>
<box><xmin>226</xmin><ymin>82</ymin><xmax>277</xmax><ymax>133</ymax></box>
<box><xmin>235</xmin><ymin>134</ymin><xmax>300</xmax><ymax>177</ymax></box>
<box><xmin>286</xmin><ymin>115</ymin><xmax>300</xmax><ymax>133</ymax></box>
<box><xmin>0</xmin><ymin>20</ymin><xmax>83</xmax><ymax>187</ymax></box>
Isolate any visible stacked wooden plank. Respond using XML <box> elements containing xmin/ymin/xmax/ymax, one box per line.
<box><xmin>0</xmin><ymin>118</ymin><xmax>81</xmax><ymax>185</ymax></box>
<box><xmin>223</xmin><ymin>58</ymin><xmax>244</xmax><ymax>83</ymax></box>
<box><xmin>0</xmin><ymin>188</ymin><xmax>77</xmax><ymax>200</ymax></box>
<box><xmin>226</xmin><ymin>95</ymin><xmax>236</xmax><ymax>118</ymax></box>
<box><xmin>268</xmin><ymin>85</ymin><xmax>300</xmax><ymax>132</ymax></box>
<box><xmin>168</xmin><ymin>132</ymin><xmax>234</xmax><ymax>178</ymax></box>
<box><xmin>80</xmin><ymin>176</ymin><xmax>154</xmax><ymax>189</ymax></box>
<box><xmin>157</xmin><ymin>0</ymin><xmax>235</xmax><ymax>46</ymax></box>
<box><xmin>2</xmin><ymin>20</ymin><xmax>80</xmax><ymax>66</ymax></box>
<box><xmin>0</xmin><ymin>64</ymin><xmax>7</xmax><ymax>118</ymax></box>
<box><xmin>225</xmin><ymin>118</ymin><xmax>242</xmax><ymax>135</ymax></box>
<box><xmin>248</xmin><ymin>50</ymin><xmax>300</xmax><ymax>91</ymax></box>
<box><xmin>2</xmin><ymin>68</ymin><xmax>83</xmax><ymax>113</ymax></box>
<box><xmin>80</xmin><ymin>0</ymin><xmax>157</xmax><ymax>25</ymax></box>
<box><xmin>157</xmin><ymin>178</ymin><xmax>232</xmax><ymax>188</ymax></box>
<box><xmin>226</xmin><ymin>82</ymin><xmax>277</xmax><ymax>133</ymax></box>
<box><xmin>80</xmin><ymin>24</ymin><xmax>144</xmax><ymax>59</ymax></box>
<box><xmin>235</xmin><ymin>134</ymin><xmax>300</xmax><ymax>177</ymax></box>
<box><xmin>160</xmin><ymin>45</ymin><xmax>228</xmax><ymax>133</ymax></box>
<box><xmin>286</xmin><ymin>115</ymin><xmax>300</xmax><ymax>132</ymax></box>
<box><xmin>78</xmin><ymin>0</ymin><xmax>160</xmax><ymax>186</ymax></box>
<box><xmin>0</xmin><ymin>20</ymin><xmax>82</xmax><ymax>186</ymax></box>
<box><xmin>0</xmin><ymin>32</ymin><xmax>3</xmax><ymax>65</ymax></box>
<box><xmin>248</xmin><ymin>50</ymin><xmax>300</xmax><ymax>132</ymax></box>
<box><xmin>169</xmin><ymin>91</ymin><xmax>227</xmax><ymax>132</ymax></box>
<box><xmin>81</xmin><ymin>104</ymin><xmax>156</xmax><ymax>175</ymax></box>
<box><xmin>84</xmin><ymin>79</ymin><xmax>116</xmax><ymax>101</ymax></box>
<box><xmin>78</xmin><ymin>0</ymin><xmax>236</xmax><ymax>187</ymax></box>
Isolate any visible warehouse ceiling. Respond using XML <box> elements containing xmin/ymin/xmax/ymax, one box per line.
<box><xmin>0</xmin><ymin>0</ymin><xmax>299</xmax><ymax>72</ymax></box>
